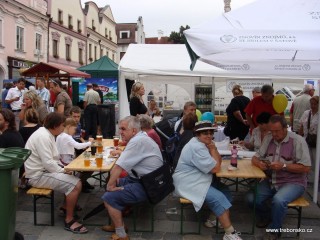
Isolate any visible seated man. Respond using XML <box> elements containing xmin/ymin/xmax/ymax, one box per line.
<box><xmin>102</xmin><ymin>116</ymin><xmax>163</xmax><ymax>240</ymax></box>
<box><xmin>248</xmin><ymin>115</ymin><xmax>311</xmax><ymax>240</ymax></box>
<box><xmin>24</xmin><ymin>112</ymin><xmax>88</xmax><ymax>234</ymax></box>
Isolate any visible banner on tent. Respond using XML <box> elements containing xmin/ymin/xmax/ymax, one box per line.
<box><xmin>79</xmin><ymin>77</ymin><xmax>118</xmax><ymax>103</ymax></box>
<box><xmin>226</xmin><ymin>79</ymin><xmax>272</xmax><ymax>92</ymax></box>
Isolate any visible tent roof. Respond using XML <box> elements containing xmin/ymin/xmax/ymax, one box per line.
<box><xmin>119</xmin><ymin>44</ymin><xmax>319</xmax><ymax>79</ymax></box>
<box><xmin>78</xmin><ymin>56</ymin><xmax>118</xmax><ymax>71</ymax></box>
<box><xmin>22</xmin><ymin>62</ymin><xmax>91</xmax><ymax>78</ymax></box>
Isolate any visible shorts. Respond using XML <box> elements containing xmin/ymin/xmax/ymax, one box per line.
<box><xmin>205</xmin><ymin>185</ymin><xmax>232</xmax><ymax>217</ymax></box>
<box><xmin>102</xmin><ymin>177</ymin><xmax>148</xmax><ymax>211</ymax></box>
<box><xmin>28</xmin><ymin>172</ymin><xmax>80</xmax><ymax>196</ymax></box>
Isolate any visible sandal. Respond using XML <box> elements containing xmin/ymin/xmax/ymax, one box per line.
<box><xmin>64</xmin><ymin>219</ymin><xmax>88</xmax><ymax>234</ymax></box>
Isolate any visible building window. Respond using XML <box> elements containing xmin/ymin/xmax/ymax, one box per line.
<box><xmin>100</xmin><ymin>48</ymin><xmax>103</xmax><ymax>58</ymax></box>
<box><xmin>89</xmin><ymin>43</ymin><xmax>92</xmax><ymax>60</ymax></box>
<box><xmin>109</xmin><ymin>30</ymin><xmax>112</xmax><ymax>40</ymax></box>
<box><xmin>0</xmin><ymin>19</ymin><xmax>3</xmax><ymax>46</ymax></box>
<box><xmin>53</xmin><ymin>40</ymin><xmax>58</xmax><ymax>57</ymax></box>
<box><xmin>79</xmin><ymin>48</ymin><xmax>83</xmax><ymax>64</ymax></box>
<box><xmin>58</xmin><ymin>10</ymin><xmax>63</xmax><ymax>24</ymax></box>
<box><xmin>94</xmin><ymin>46</ymin><xmax>97</xmax><ymax>60</ymax></box>
<box><xmin>105</xmin><ymin>28</ymin><xmax>108</xmax><ymax>37</ymax></box>
<box><xmin>120</xmin><ymin>31</ymin><xmax>129</xmax><ymax>39</ymax></box>
<box><xmin>16</xmin><ymin>26</ymin><xmax>24</xmax><ymax>51</ymax></box>
<box><xmin>66</xmin><ymin>44</ymin><xmax>71</xmax><ymax>61</ymax></box>
<box><xmin>112</xmin><ymin>53</ymin><xmax>115</xmax><ymax>61</ymax></box>
<box><xmin>68</xmin><ymin>15</ymin><xmax>73</xmax><ymax>29</ymax></box>
<box><xmin>77</xmin><ymin>20</ymin><xmax>81</xmax><ymax>33</ymax></box>
<box><xmin>35</xmin><ymin>33</ymin><xmax>41</xmax><ymax>51</ymax></box>
<box><xmin>92</xmin><ymin>20</ymin><xmax>95</xmax><ymax>31</ymax></box>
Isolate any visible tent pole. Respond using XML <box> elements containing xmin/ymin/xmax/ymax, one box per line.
<box><xmin>313</xmin><ymin>82</ymin><xmax>320</xmax><ymax>203</ymax></box>
<box><xmin>211</xmin><ymin>77</ymin><xmax>215</xmax><ymax>114</ymax></box>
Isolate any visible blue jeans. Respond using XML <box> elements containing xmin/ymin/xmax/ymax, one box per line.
<box><xmin>247</xmin><ymin>179</ymin><xmax>305</xmax><ymax>230</ymax></box>
<box><xmin>205</xmin><ymin>178</ymin><xmax>232</xmax><ymax>217</ymax></box>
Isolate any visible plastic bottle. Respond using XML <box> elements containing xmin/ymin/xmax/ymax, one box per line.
<box><xmin>231</xmin><ymin>145</ymin><xmax>238</xmax><ymax>168</ymax></box>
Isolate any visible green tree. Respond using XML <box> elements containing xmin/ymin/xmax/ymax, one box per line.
<box><xmin>169</xmin><ymin>25</ymin><xmax>190</xmax><ymax>44</ymax></box>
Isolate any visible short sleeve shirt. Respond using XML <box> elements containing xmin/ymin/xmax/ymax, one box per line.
<box><xmin>173</xmin><ymin>137</ymin><xmax>216</xmax><ymax>211</ymax></box>
<box><xmin>255</xmin><ymin>131</ymin><xmax>311</xmax><ymax>188</ymax></box>
<box><xmin>54</xmin><ymin>91</ymin><xmax>72</xmax><ymax>117</ymax></box>
<box><xmin>83</xmin><ymin>89</ymin><xmax>100</xmax><ymax>105</ymax></box>
<box><xmin>116</xmin><ymin>131</ymin><xmax>163</xmax><ymax>178</ymax></box>
<box><xmin>5</xmin><ymin>87</ymin><xmax>26</xmax><ymax>110</ymax></box>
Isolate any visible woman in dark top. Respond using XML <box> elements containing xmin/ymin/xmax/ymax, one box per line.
<box><xmin>173</xmin><ymin>112</ymin><xmax>198</xmax><ymax>169</ymax></box>
<box><xmin>0</xmin><ymin>109</ymin><xmax>24</xmax><ymax>148</ymax></box>
<box><xmin>225</xmin><ymin>85</ymin><xmax>250</xmax><ymax>140</ymax></box>
<box><xmin>19</xmin><ymin>108</ymin><xmax>41</xmax><ymax>145</ymax></box>
<box><xmin>129</xmin><ymin>82</ymin><xmax>148</xmax><ymax>116</ymax></box>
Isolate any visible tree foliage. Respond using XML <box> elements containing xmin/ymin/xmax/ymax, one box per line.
<box><xmin>169</xmin><ymin>25</ymin><xmax>190</xmax><ymax>44</ymax></box>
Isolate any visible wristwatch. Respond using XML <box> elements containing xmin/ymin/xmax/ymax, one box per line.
<box><xmin>282</xmin><ymin>163</ymin><xmax>287</xmax><ymax>170</ymax></box>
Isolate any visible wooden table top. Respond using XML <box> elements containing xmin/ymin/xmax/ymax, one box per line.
<box><xmin>64</xmin><ymin>139</ymin><xmax>119</xmax><ymax>172</ymax></box>
<box><xmin>216</xmin><ymin>159</ymin><xmax>266</xmax><ymax>179</ymax></box>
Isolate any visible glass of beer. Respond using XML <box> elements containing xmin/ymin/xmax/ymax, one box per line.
<box><xmin>96</xmin><ymin>135</ymin><xmax>103</xmax><ymax>143</ymax></box>
<box><xmin>113</xmin><ymin>136</ymin><xmax>120</xmax><ymax>147</ymax></box>
<box><xmin>95</xmin><ymin>153</ymin><xmax>103</xmax><ymax>168</ymax></box>
<box><xmin>83</xmin><ymin>152</ymin><xmax>91</xmax><ymax>167</ymax></box>
<box><xmin>97</xmin><ymin>142</ymin><xmax>103</xmax><ymax>153</ymax></box>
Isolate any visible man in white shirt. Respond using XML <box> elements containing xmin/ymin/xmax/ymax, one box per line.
<box><xmin>5</xmin><ymin>78</ymin><xmax>27</xmax><ymax>130</ymax></box>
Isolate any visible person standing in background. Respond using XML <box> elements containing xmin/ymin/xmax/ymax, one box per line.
<box><xmin>245</xmin><ymin>84</ymin><xmax>279</xmax><ymax>132</ymax></box>
<box><xmin>225</xmin><ymin>85</ymin><xmax>250</xmax><ymax>140</ymax></box>
<box><xmin>129</xmin><ymin>82</ymin><xmax>148</xmax><ymax>116</ymax></box>
<box><xmin>290</xmin><ymin>84</ymin><xmax>315</xmax><ymax>133</ymax></box>
<box><xmin>2</xmin><ymin>82</ymin><xmax>13</xmax><ymax>109</ymax></box>
<box><xmin>251</xmin><ymin>86</ymin><xmax>261</xmax><ymax>99</ymax></box>
<box><xmin>83</xmin><ymin>84</ymin><xmax>100</xmax><ymax>140</ymax></box>
<box><xmin>49</xmin><ymin>79</ymin><xmax>73</xmax><ymax>117</ymax></box>
<box><xmin>36</xmin><ymin>77</ymin><xmax>50</xmax><ymax>111</ymax></box>
<box><xmin>92</xmin><ymin>83</ymin><xmax>103</xmax><ymax>104</ymax></box>
<box><xmin>299</xmin><ymin>96</ymin><xmax>319</xmax><ymax>183</ymax></box>
<box><xmin>5</xmin><ymin>78</ymin><xmax>27</xmax><ymax>130</ymax></box>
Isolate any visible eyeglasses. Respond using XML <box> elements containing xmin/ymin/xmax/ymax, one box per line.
<box><xmin>200</xmin><ymin>131</ymin><xmax>214</xmax><ymax>136</ymax></box>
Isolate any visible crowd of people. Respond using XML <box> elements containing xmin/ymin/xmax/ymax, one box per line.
<box><xmin>0</xmin><ymin>79</ymin><xmax>317</xmax><ymax>240</ymax></box>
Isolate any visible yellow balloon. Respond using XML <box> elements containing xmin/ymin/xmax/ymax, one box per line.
<box><xmin>196</xmin><ymin>109</ymin><xmax>202</xmax><ymax>121</ymax></box>
<box><xmin>272</xmin><ymin>94</ymin><xmax>288</xmax><ymax>114</ymax></box>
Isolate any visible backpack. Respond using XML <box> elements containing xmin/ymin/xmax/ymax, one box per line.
<box><xmin>154</xmin><ymin>116</ymin><xmax>180</xmax><ymax>147</ymax></box>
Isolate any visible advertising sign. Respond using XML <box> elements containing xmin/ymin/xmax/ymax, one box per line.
<box><xmin>79</xmin><ymin>77</ymin><xmax>118</xmax><ymax>103</ymax></box>
<box><xmin>226</xmin><ymin>79</ymin><xmax>272</xmax><ymax>92</ymax></box>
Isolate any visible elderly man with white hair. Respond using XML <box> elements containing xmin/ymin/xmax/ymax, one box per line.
<box><xmin>290</xmin><ymin>84</ymin><xmax>315</xmax><ymax>133</ymax></box>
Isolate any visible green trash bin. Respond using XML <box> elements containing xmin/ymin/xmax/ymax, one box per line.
<box><xmin>0</xmin><ymin>148</ymin><xmax>31</xmax><ymax>240</ymax></box>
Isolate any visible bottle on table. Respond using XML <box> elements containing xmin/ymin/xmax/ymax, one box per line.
<box><xmin>230</xmin><ymin>145</ymin><xmax>238</xmax><ymax>168</ymax></box>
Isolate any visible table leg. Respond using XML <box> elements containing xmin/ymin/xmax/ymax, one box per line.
<box><xmin>252</xmin><ymin>179</ymin><xmax>258</xmax><ymax>234</ymax></box>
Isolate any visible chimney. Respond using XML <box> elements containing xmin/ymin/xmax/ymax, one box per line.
<box><xmin>157</xmin><ymin>30</ymin><xmax>163</xmax><ymax>40</ymax></box>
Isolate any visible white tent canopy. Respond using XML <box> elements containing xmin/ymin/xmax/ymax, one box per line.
<box><xmin>184</xmin><ymin>0</ymin><xmax>320</xmax><ymax>77</ymax></box>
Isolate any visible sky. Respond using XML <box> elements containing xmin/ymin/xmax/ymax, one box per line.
<box><xmin>81</xmin><ymin>0</ymin><xmax>256</xmax><ymax>37</ymax></box>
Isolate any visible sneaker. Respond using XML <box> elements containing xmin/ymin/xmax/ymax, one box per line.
<box><xmin>223</xmin><ymin>231</ymin><xmax>242</xmax><ymax>240</ymax></box>
<box><xmin>204</xmin><ymin>219</ymin><xmax>223</xmax><ymax>228</ymax></box>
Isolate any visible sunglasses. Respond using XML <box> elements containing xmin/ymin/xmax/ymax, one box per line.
<box><xmin>200</xmin><ymin>130</ymin><xmax>214</xmax><ymax>136</ymax></box>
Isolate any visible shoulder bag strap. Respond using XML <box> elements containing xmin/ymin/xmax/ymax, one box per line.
<box><xmin>307</xmin><ymin>110</ymin><xmax>311</xmax><ymax>131</ymax></box>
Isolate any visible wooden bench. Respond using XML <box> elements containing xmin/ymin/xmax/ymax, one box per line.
<box><xmin>26</xmin><ymin>187</ymin><xmax>54</xmax><ymax>226</ymax></box>
<box><xmin>180</xmin><ymin>198</ymin><xmax>202</xmax><ymax>235</ymax></box>
<box><xmin>287</xmin><ymin>196</ymin><xmax>309</xmax><ymax>237</ymax></box>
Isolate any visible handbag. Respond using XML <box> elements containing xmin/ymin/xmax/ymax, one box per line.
<box><xmin>306</xmin><ymin>111</ymin><xmax>317</xmax><ymax>148</ymax></box>
<box><xmin>223</xmin><ymin>123</ymin><xmax>231</xmax><ymax>136</ymax></box>
<box><xmin>132</xmin><ymin>163</ymin><xmax>175</xmax><ymax>204</ymax></box>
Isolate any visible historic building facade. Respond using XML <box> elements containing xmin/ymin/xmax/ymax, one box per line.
<box><xmin>0</xmin><ymin>0</ymin><xmax>49</xmax><ymax>83</ymax></box>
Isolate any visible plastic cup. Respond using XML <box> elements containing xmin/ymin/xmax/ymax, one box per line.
<box><xmin>95</xmin><ymin>154</ymin><xmax>103</xmax><ymax>168</ymax></box>
<box><xmin>97</xmin><ymin>144</ymin><xmax>103</xmax><ymax>153</ymax></box>
<box><xmin>84</xmin><ymin>159</ymin><xmax>90</xmax><ymax>167</ymax></box>
<box><xmin>96</xmin><ymin>135</ymin><xmax>103</xmax><ymax>142</ymax></box>
<box><xmin>113</xmin><ymin>136</ymin><xmax>120</xmax><ymax>147</ymax></box>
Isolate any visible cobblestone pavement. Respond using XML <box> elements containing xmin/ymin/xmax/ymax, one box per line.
<box><xmin>15</xmin><ymin>177</ymin><xmax>320</xmax><ymax>240</ymax></box>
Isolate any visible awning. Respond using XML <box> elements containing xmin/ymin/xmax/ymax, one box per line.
<box><xmin>22</xmin><ymin>62</ymin><xmax>91</xmax><ymax>78</ymax></box>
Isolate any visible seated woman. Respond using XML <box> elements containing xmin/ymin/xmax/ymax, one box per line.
<box><xmin>138</xmin><ymin>114</ymin><xmax>162</xmax><ymax>150</ymax></box>
<box><xmin>173</xmin><ymin>121</ymin><xmax>242</xmax><ymax>240</ymax></box>
<box><xmin>240</xmin><ymin>112</ymin><xmax>271</xmax><ymax>152</ymax></box>
<box><xmin>148</xmin><ymin>99</ymin><xmax>161</xmax><ymax>117</ymax></box>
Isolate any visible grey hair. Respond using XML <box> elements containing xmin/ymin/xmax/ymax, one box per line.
<box><xmin>138</xmin><ymin>114</ymin><xmax>153</xmax><ymax>130</ymax></box>
<box><xmin>120</xmin><ymin>116</ymin><xmax>141</xmax><ymax>131</ymax></box>
<box><xmin>269</xmin><ymin>115</ymin><xmax>287</xmax><ymax>128</ymax></box>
